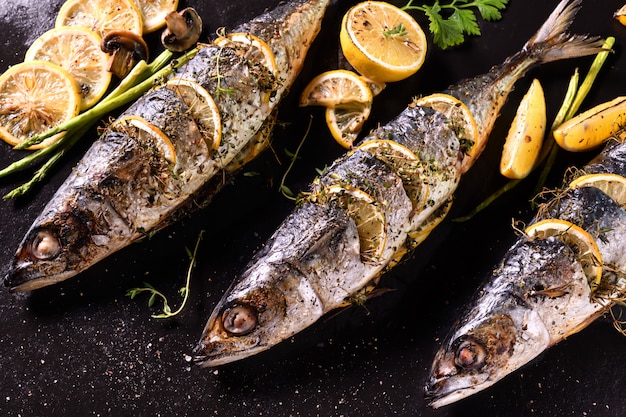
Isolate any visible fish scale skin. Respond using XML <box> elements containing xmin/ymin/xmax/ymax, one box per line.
<box><xmin>426</xmin><ymin>149</ymin><xmax>626</xmax><ymax>407</ymax></box>
<box><xmin>194</xmin><ymin>0</ymin><xmax>608</xmax><ymax>368</ymax></box>
<box><xmin>5</xmin><ymin>0</ymin><xmax>331</xmax><ymax>292</ymax></box>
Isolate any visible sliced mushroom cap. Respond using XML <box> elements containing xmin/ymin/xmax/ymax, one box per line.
<box><xmin>101</xmin><ymin>30</ymin><xmax>149</xmax><ymax>78</ymax></box>
<box><xmin>161</xmin><ymin>7</ymin><xmax>203</xmax><ymax>52</ymax></box>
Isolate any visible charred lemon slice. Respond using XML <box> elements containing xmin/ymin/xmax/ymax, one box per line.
<box><xmin>500</xmin><ymin>79</ymin><xmax>546</xmax><ymax>179</ymax></box>
<box><xmin>525</xmin><ymin>218</ymin><xmax>602</xmax><ymax>291</ymax></box>
<box><xmin>299</xmin><ymin>70</ymin><xmax>373</xmax><ymax>108</ymax></box>
<box><xmin>214</xmin><ymin>32</ymin><xmax>278</xmax><ymax>75</ymax></box>
<box><xmin>325</xmin><ymin>102</ymin><xmax>371</xmax><ymax>149</ymax></box>
<box><xmin>166</xmin><ymin>78</ymin><xmax>222</xmax><ymax>151</ymax></box>
<box><xmin>324</xmin><ymin>185</ymin><xmax>386</xmax><ymax>262</ymax></box>
<box><xmin>356</xmin><ymin>139</ymin><xmax>427</xmax><ymax>209</ymax></box>
<box><xmin>25</xmin><ymin>27</ymin><xmax>112</xmax><ymax>110</ymax></box>
<box><xmin>134</xmin><ymin>0</ymin><xmax>179</xmax><ymax>33</ymax></box>
<box><xmin>0</xmin><ymin>61</ymin><xmax>80</xmax><ymax>149</ymax></box>
<box><xmin>569</xmin><ymin>173</ymin><xmax>626</xmax><ymax>208</ymax></box>
<box><xmin>115</xmin><ymin>116</ymin><xmax>177</xmax><ymax>164</ymax></box>
<box><xmin>340</xmin><ymin>1</ymin><xmax>427</xmax><ymax>82</ymax></box>
<box><xmin>56</xmin><ymin>0</ymin><xmax>143</xmax><ymax>37</ymax></box>
<box><xmin>553</xmin><ymin>96</ymin><xmax>626</xmax><ymax>152</ymax></box>
<box><xmin>415</xmin><ymin>93</ymin><xmax>479</xmax><ymax>173</ymax></box>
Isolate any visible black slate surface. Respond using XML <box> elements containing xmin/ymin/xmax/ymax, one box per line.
<box><xmin>1</xmin><ymin>0</ymin><xmax>625</xmax><ymax>416</ymax></box>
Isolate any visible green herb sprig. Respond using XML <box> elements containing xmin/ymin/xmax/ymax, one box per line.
<box><xmin>402</xmin><ymin>0</ymin><xmax>509</xmax><ymax>49</ymax></box>
<box><xmin>127</xmin><ymin>230</ymin><xmax>204</xmax><ymax>319</ymax></box>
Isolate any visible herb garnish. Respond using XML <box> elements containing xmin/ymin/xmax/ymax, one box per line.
<box><xmin>402</xmin><ymin>0</ymin><xmax>509</xmax><ymax>49</ymax></box>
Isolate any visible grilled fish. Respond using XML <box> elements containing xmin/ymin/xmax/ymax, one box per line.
<box><xmin>193</xmin><ymin>0</ymin><xmax>606</xmax><ymax>366</ymax></box>
<box><xmin>4</xmin><ymin>0</ymin><xmax>330</xmax><ymax>292</ymax></box>
<box><xmin>425</xmin><ymin>136</ymin><xmax>626</xmax><ymax>408</ymax></box>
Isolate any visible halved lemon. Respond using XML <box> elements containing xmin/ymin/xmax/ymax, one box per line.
<box><xmin>134</xmin><ymin>0</ymin><xmax>178</xmax><ymax>33</ymax></box>
<box><xmin>339</xmin><ymin>1</ymin><xmax>427</xmax><ymax>82</ymax></box>
<box><xmin>0</xmin><ymin>61</ymin><xmax>80</xmax><ymax>149</ymax></box>
<box><xmin>356</xmin><ymin>139</ymin><xmax>427</xmax><ymax>208</ymax></box>
<box><xmin>525</xmin><ymin>218</ymin><xmax>603</xmax><ymax>291</ymax></box>
<box><xmin>166</xmin><ymin>78</ymin><xmax>222</xmax><ymax>150</ymax></box>
<box><xmin>55</xmin><ymin>0</ymin><xmax>143</xmax><ymax>38</ymax></box>
<box><xmin>415</xmin><ymin>93</ymin><xmax>479</xmax><ymax>173</ymax></box>
<box><xmin>325</xmin><ymin>101</ymin><xmax>371</xmax><ymax>149</ymax></box>
<box><xmin>324</xmin><ymin>185</ymin><xmax>387</xmax><ymax>262</ymax></box>
<box><xmin>24</xmin><ymin>27</ymin><xmax>112</xmax><ymax>111</ymax></box>
<box><xmin>214</xmin><ymin>32</ymin><xmax>278</xmax><ymax>75</ymax></box>
<box><xmin>569</xmin><ymin>173</ymin><xmax>626</xmax><ymax>208</ymax></box>
<box><xmin>299</xmin><ymin>69</ymin><xmax>373</xmax><ymax>108</ymax></box>
<box><xmin>114</xmin><ymin>115</ymin><xmax>177</xmax><ymax>164</ymax></box>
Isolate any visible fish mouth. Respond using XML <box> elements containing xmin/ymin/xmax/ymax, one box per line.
<box><xmin>4</xmin><ymin>263</ymin><xmax>76</xmax><ymax>293</ymax></box>
<box><xmin>191</xmin><ymin>335</ymin><xmax>264</xmax><ymax>367</ymax></box>
<box><xmin>424</xmin><ymin>372</ymin><xmax>491</xmax><ymax>409</ymax></box>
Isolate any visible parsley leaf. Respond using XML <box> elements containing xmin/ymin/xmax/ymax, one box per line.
<box><xmin>402</xmin><ymin>0</ymin><xmax>509</xmax><ymax>49</ymax></box>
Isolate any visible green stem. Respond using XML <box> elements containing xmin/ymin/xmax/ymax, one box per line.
<box><xmin>3</xmin><ymin>151</ymin><xmax>66</xmax><ymax>199</ymax></box>
<box><xmin>279</xmin><ymin>116</ymin><xmax>313</xmax><ymax>200</ymax></box>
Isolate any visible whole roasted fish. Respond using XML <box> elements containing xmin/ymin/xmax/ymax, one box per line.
<box><xmin>425</xmin><ymin>136</ymin><xmax>626</xmax><ymax>408</ymax></box>
<box><xmin>4</xmin><ymin>0</ymin><xmax>330</xmax><ymax>292</ymax></box>
<box><xmin>193</xmin><ymin>0</ymin><xmax>606</xmax><ymax>366</ymax></box>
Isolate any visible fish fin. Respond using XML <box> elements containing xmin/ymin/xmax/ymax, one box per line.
<box><xmin>524</xmin><ymin>0</ymin><xmax>607</xmax><ymax>64</ymax></box>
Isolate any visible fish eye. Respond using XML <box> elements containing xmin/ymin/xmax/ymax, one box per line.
<box><xmin>454</xmin><ymin>339</ymin><xmax>487</xmax><ymax>370</ymax></box>
<box><xmin>30</xmin><ymin>230</ymin><xmax>61</xmax><ymax>260</ymax></box>
<box><xmin>222</xmin><ymin>304</ymin><xmax>257</xmax><ymax>336</ymax></box>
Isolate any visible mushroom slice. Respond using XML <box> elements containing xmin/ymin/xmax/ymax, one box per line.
<box><xmin>161</xmin><ymin>7</ymin><xmax>203</xmax><ymax>52</ymax></box>
<box><xmin>101</xmin><ymin>30</ymin><xmax>149</xmax><ymax>78</ymax></box>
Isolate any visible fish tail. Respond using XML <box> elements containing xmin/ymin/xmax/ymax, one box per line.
<box><xmin>522</xmin><ymin>0</ymin><xmax>607</xmax><ymax>64</ymax></box>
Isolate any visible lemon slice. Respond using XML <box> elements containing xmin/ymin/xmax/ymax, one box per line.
<box><xmin>356</xmin><ymin>139</ymin><xmax>428</xmax><ymax>208</ymax></box>
<box><xmin>340</xmin><ymin>1</ymin><xmax>427</xmax><ymax>83</ymax></box>
<box><xmin>299</xmin><ymin>69</ymin><xmax>373</xmax><ymax>108</ymax></box>
<box><xmin>0</xmin><ymin>61</ymin><xmax>80</xmax><ymax>149</ymax></box>
<box><xmin>214</xmin><ymin>32</ymin><xmax>278</xmax><ymax>75</ymax></box>
<box><xmin>134</xmin><ymin>0</ymin><xmax>179</xmax><ymax>33</ymax></box>
<box><xmin>525</xmin><ymin>218</ymin><xmax>603</xmax><ymax>291</ymax></box>
<box><xmin>500</xmin><ymin>79</ymin><xmax>546</xmax><ymax>179</ymax></box>
<box><xmin>114</xmin><ymin>115</ymin><xmax>177</xmax><ymax>164</ymax></box>
<box><xmin>415</xmin><ymin>93</ymin><xmax>479</xmax><ymax>173</ymax></box>
<box><xmin>569</xmin><ymin>173</ymin><xmax>626</xmax><ymax>207</ymax></box>
<box><xmin>56</xmin><ymin>0</ymin><xmax>144</xmax><ymax>37</ymax></box>
<box><xmin>325</xmin><ymin>101</ymin><xmax>371</xmax><ymax>149</ymax></box>
<box><xmin>324</xmin><ymin>185</ymin><xmax>387</xmax><ymax>262</ymax></box>
<box><xmin>166</xmin><ymin>78</ymin><xmax>222</xmax><ymax>150</ymax></box>
<box><xmin>24</xmin><ymin>27</ymin><xmax>112</xmax><ymax>111</ymax></box>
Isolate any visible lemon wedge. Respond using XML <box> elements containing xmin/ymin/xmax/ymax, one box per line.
<box><xmin>325</xmin><ymin>101</ymin><xmax>372</xmax><ymax>149</ymax></box>
<box><xmin>340</xmin><ymin>1</ymin><xmax>427</xmax><ymax>82</ymax></box>
<box><xmin>500</xmin><ymin>79</ymin><xmax>546</xmax><ymax>179</ymax></box>
<box><xmin>0</xmin><ymin>61</ymin><xmax>80</xmax><ymax>149</ymax></box>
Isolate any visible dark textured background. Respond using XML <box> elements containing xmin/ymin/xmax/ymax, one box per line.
<box><xmin>1</xmin><ymin>0</ymin><xmax>625</xmax><ymax>416</ymax></box>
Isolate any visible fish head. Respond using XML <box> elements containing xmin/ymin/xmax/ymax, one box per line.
<box><xmin>425</xmin><ymin>238</ymin><xmax>607</xmax><ymax>408</ymax></box>
<box><xmin>5</xmin><ymin>193</ymin><xmax>134</xmax><ymax>292</ymax></box>
<box><xmin>193</xmin><ymin>261</ymin><xmax>324</xmax><ymax>366</ymax></box>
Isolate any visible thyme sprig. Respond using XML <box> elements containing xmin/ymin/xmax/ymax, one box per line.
<box><xmin>127</xmin><ymin>230</ymin><xmax>204</xmax><ymax>319</ymax></box>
